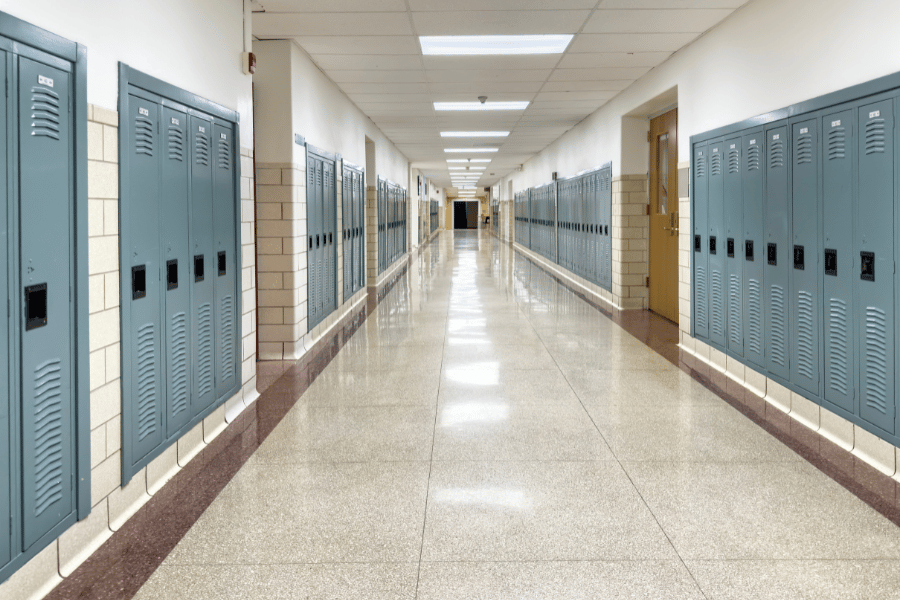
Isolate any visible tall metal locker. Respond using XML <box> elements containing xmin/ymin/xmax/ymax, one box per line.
<box><xmin>190</xmin><ymin>114</ymin><xmax>216</xmax><ymax>415</ymax></box>
<box><xmin>765</xmin><ymin>123</ymin><xmax>791</xmax><ymax>382</ymax></box>
<box><xmin>324</xmin><ymin>160</ymin><xmax>336</xmax><ymax>315</ymax></box>
<box><xmin>213</xmin><ymin>123</ymin><xmax>237</xmax><ymax>399</ymax></box>
<box><xmin>724</xmin><ymin>136</ymin><xmax>743</xmax><ymax>356</ymax></box>
<box><xmin>307</xmin><ymin>154</ymin><xmax>322</xmax><ymax>326</ymax></box>
<box><xmin>857</xmin><ymin>98</ymin><xmax>894</xmax><ymax>434</ymax></box>
<box><xmin>602</xmin><ymin>165</ymin><xmax>612</xmax><ymax>292</ymax></box>
<box><xmin>742</xmin><ymin>131</ymin><xmax>765</xmax><ymax>370</ymax></box>
<box><xmin>0</xmin><ymin>49</ymin><xmax>9</xmax><ymax>568</ymax></box>
<box><xmin>692</xmin><ymin>143</ymin><xmax>709</xmax><ymax>340</ymax></box>
<box><xmin>125</xmin><ymin>94</ymin><xmax>164</xmax><ymax>464</ymax></box>
<box><xmin>342</xmin><ymin>168</ymin><xmax>352</xmax><ymax>302</ymax></box>
<box><xmin>707</xmin><ymin>140</ymin><xmax>726</xmax><ymax>348</ymax></box>
<box><xmin>821</xmin><ymin>106</ymin><xmax>855</xmax><ymax>412</ymax></box>
<box><xmin>790</xmin><ymin>118</ymin><xmax>820</xmax><ymax>396</ymax></box>
<box><xmin>355</xmin><ymin>170</ymin><xmax>364</xmax><ymax>292</ymax></box>
<box><xmin>161</xmin><ymin>106</ymin><xmax>191</xmax><ymax>436</ymax></box>
<box><xmin>18</xmin><ymin>55</ymin><xmax>76</xmax><ymax>551</ymax></box>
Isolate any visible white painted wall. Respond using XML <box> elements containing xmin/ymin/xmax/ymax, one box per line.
<box><xmin>1</xmin><ymin>0</ymin><xmax>254</xmax><ymax>146</ymax></box>
<box><xmin>501</xmin><ymin>0</ymin><xmax>900</xmax><ymax>189</ymax></box>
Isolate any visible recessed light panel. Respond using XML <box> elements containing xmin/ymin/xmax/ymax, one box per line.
<box><xmin>441</xmin><ymin>131</ymin><xmax>509</xmax><ymax>138</ymax></box>
<box><xmin>447</xmin><ymin>159</ymin><xmax>492</xmax><ymax>163</ymax></box>
<box><xmin>435</xmin><ymin>102</ymin><xmax>529</xmax><ymax>111</ymax></box>
<box><xmin>448</xmin><ymin>167</ymin><xmax>487</xmax><ymax>170</ymax></box>
<box><xmin>421</xmin><ymin>35</ymin><xmax>573</xmax><ymax>56</ymax></box>
<box><xmin>445</xmin><ymin>148</ymin><xmax>498</xmax><ymax>153</ymax></box>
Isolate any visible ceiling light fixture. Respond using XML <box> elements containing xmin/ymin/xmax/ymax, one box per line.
<box><xmin>421</xmin><ymin>35</ymin><xmax>573</xmax><ymax>56</ymax></box>
<box><xmin>447</xmin><ymin>159</ymin><xmax>491</xmax><ymax>163</ymax></box>
<box><xmin>448</xmin><ymin>167</ymin><xmax>486</xmax><ymax>170</ymax></box>
<box><xmin>435</xmin><ymin>101</ymin><xmax>529</xmax><ymax>111</ymax></box>
<box><xmin>445</xmin><ymin>148</ymin><xmax>498</xmax><ymax>153</ymax></box>
<box><xmin>440</xmin><ymin>131</ymin><xmax>509</xmax><ymax>138</ymax></box>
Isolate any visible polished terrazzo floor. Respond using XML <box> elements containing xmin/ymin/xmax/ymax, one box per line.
<box><xmin>134</xmin><ymin>230</ymin><xmax>900</xmax><ymax>599</ymax></box>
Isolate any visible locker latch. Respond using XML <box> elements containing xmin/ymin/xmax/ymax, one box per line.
<box><xmin>861</xmin><ymin>251</ymin><xmax>875</xmax><ymax>281</ymax></box>
<box><xmin>727</xmin><ymin>238</ymin><xmax>735</xmax><ymax>258</ymax></box>
<box><xmin>745</xmin><ymin>240</ymin><xmax>754</xmax><ymax>261</ymax></box>
<box><xmin>824</xmin><ymin>249</ymin><xmax>837</xmax><ymax>276</ymax></box>
<box><xmin>24</xmin><ymin>283</ymin><xmax>47</xmax><ymax>331</ymax></box>
<box><xmin>218</xmin><ymin>251</ymin><xmax>227</xmax><ymax>276</ymax></box>
<box><xmin>767</xmin><ymin>243</ymin><xmax>777</xmax><ymax>266</ymax></box>
<box><xmin>167</xmin><ymin>259</ymin><xmax>179</xmax><ymax>290</ymax></box>
<box><xmin>132</xmin><ymin>265</ymin><xmax>147</xmax><ymax>300</ymax></box>
<box><xmin>194</xmin><ymin>255</ymin><xmax>205</xmax><ymax>282</ymax></box>
<box><xmin>709</xmin><ymin>236</ymin><xmax>717</xmax><ymax>255</ymax></box>
<box><xmin>793</xmin><ymin>245</ymin><xmax>805</xmax><ymax>270</ymax></box>
<box><xmin>694</xmin><ymin>235</ymin><xmax>701</xmax><ymax>252</ymax></box>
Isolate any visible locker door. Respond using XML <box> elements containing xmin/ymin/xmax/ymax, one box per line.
<box><xmin>125</xmin><ymin>93</ymin><xmax>164</xmax><ymax>468</ymax></box>
<box><xmin>708</xmin><ymin>139</ymin><xmax>726</xmax><ymax>348</ymax></box>
<box><xmin>161</xmin><ymin>107</ymin><xmax>191</xmax><ymax>435</ymax></box>
<box><xmin>213</xmin><ymin>123</ymin><xmax>237</xmax><ymax>399</ymax></box>
<box><xmin>190</xmin><ymin>115</ymin><xmax>215</xmax><ymax>414</ymax></box>
<box><xmin>342</xmin><ymin>171</ymin><xmax>351</xmax><ymax>302</ymax></box>
<box><xmin>857</xmin><ymin>98</ymin><xmax>894</xmax><ymax>433</ymax></box>
<box><xmin>357</xmin><ymin>173</ymin><xmax>364</xmax><ymax>290</ymax></box>
<box><xmin>18</xmin><ymin>57</ymin><xmax>74</xmax><ymax>548</ymax></box>
<box><xmin>324</xmin><ymin>160</ymin><xmax>335</xmax><ymax>313</ymax></box>
<box><xmin>692</xmin><ymin>143</ymin><xmax>709</xmax><ymax>340</ymax></box>
<box><xmin>724</xmin><ymin>137</ymin><xmax>743</xmax><ymax>356</ymax></box>
<box><xmin>0</xmin><ymin>49</ymin><xmax>9</xmax><ymax>568</ymax></box>
<box><xmin>822</xmin><ymin>107</ymin><xmax>855</xmax><ymax>412</ymax></box>
<box><xmin>742</xmin><ymin>132</ymin><xmax>765</xmax><ymax>369</ymax></box>
<box><xmin>765</xmin><ymin>124</ymin><xmax>791</xmax><ymax>381</ymax></box>
<box><xmin>306</xmin><ymin>156</ymin><xmax>320</xmax><ymax>326</ymax></box>
<box><xmin>790</xmin><ymin>118</ymin><xmax>820</xmax><ymax>396</ymax></box>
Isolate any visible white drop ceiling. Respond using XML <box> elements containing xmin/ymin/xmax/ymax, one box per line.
<box><xmin>252</xmin><ymin>0</ymin><xmax>750</xmax><ymax>192</ymax></box>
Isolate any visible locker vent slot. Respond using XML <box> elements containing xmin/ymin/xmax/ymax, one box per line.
<box><xmin>32</xmin><ymin>359</ymin><xmax>63</xmax><ymax>516</ymax></box>
<box><xmin>770</xmin><ymin>285</ymin><xmax>786</xmax><ymax>367</ymax></box>
<box><xmin>711</xmin><ymin>270</ymin><xmax>724</xmax><ymax>338</ymax></box>
<box><xmin>748</xmin><ymin>279</ymin><xmax>762</xmax><ymax>356</ymax></box>
<box><xmin>746</xmin><ymin>145</ymin><xmax>760</xmax><ymax>171</ymax></box>
<box><xmin>168</xmin><ymin>125</ymin><xmax>184</xmax><ymax>162</ymax></box>
<box><xmin>25</xmin><ymin>283</ymin><xmax>48</xmax><ymax>330</ymax></box>
<box><xmin>197</xmin><ymin>303</ymin><xmax>213</xmax><ymax>397</ymax></box>
<box><xmin>136</xmin><ymin>323</ymin><xmax>158</xmax><ymax>441</ymax></box>
<box><xmin>170</xmin><ymin>312</ymin><xmax>189</xmax><ymax>417</ymax></box>
<box><xmin>135</xmin><ymin>115</ymin><xmax>154</xmax><ymax>157</ymax></box>
<box><xmin>728</xmin><ymin>274</ymin><xmax>741</xmax><ymax>346</ymax></box>
<box><xmin>795</xmin><ymin>132</ymin><xmax>812</xmax><ymax>164</ymax></box>
<box><xmin>220</xmin><ymin>295</ymin><xmax>234</xmax><ymax>381</ymax></box>
<box><xmin>31</xmin><ymin>86</ymin><xmax>61</xmax><ymax>140</ymax></box>
<box><xmin>195</xmin><ymin>132</ymin><xmax>209</xmax><ymax>166</ymax></box>
<box><xmin>827</xmin><ymin>127</ymin><xmax>846</xmax><ymax>160</ymax></box>
<box><xmin>796</xmin><ymin>291</ymin><xmax>815</xmax><ymax>380</ymax></box>
<box><xmin>695</xmin><ymin>155</ymin><xmax>705</xmax><ymax>179</ymax></box>
<box><xmin>865</xmin><ymin>118</ymin><xmax>886</xmax><ymax>155</ymax></box>
<box><xmin>864</xmin><ymin>307</ymin><xmax>888</xmax><ymax>414</ymax></box>
<box><xmin>218</xmin><ymin>137</ymin><xmax>231</xmax><ymax>170</ymax></box>
<box><xmin>769</xmin><ymin>139</ymin><xmax>785</xmax><ymax>169</ymax></box>
<box><xmin>828</xmin><ymin>298</ymin><xmax>850</xmax><ymax>396</ymax></box>
<box><xmin>728</xmin><ymin>148</ymin><xmax>739</xmax><ymax>174</ymax></box>
<box><xmin>710</xmin><ymin>152</ymin><xmax>722</xmax><ymax>176</ymax></box>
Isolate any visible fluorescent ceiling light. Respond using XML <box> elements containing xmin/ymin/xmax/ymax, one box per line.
<box><xmin>448</xmin><ymin>167</ymin><xmax>486</xmax><ymax>170</ymax></box>
<box><xmin>445</xmin><ymin>148</ymin><xmax>498</xmax><ymax>153</ymax></box>
<box><xmin>447</xmin><ymin>159</ymin><xmax>492</xmax><ymax>163</ymax></box>
<box><xmin>435</xmin><ymin>101</ymin><xmax>529</xmax><ymax>111</ymax></box>
<box><xmin>421</xmin><ymin>35</ymin><xmax>573</xmax><ymax>56</ymax></box>
<box><xmin>441</xmin><ymin>131</ymin><xmax>509</xmax><ymax>138</ymax></box>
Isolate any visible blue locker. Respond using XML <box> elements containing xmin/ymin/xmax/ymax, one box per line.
<box><xmin>190</xmin><ymin>114</ymin><xmax>216</xmax><ymax>414</ymax></box>
<box><xmin>342</xmin><ymin>170</ymin><xmax>351</xmax><ymax>302</ymax></box>
<box><xmin>822</xmin><ymin>107</ymin><xmax>855</xmax><ymax>412</ymax></box>
<box><xmin>765</xmin><ymin>124</ymin><xmax>791</xmax><ymax>381</ymax></box>
<box><xmin>0</xmin><ymin>48</ymin><xmax>9</xmax><ymax>569</ymax></box>
<box><xmin>307</xmin><ymin>155</ymin><xmax>322</xmax><ymax>324</ymax></box>
<box><xmin>790</xmin><ymin>118</ymin><xmax>820</xmax><ymax>396</ymax></box>
<box><xmin>323</xmin><ymin>158</ymin><xmax>336</xmax><ymax>315</ymax></box>
<box><xmin>724</xmin><ymin>136</ymin><xmax>743</xmax><ymax>356</ymax></box>
<box><xmin>161</xmin><ymin>107</ymin><xmax>192</xmax><ymax>436</ymax></box>
<box><xmin>742</xmin><ymin>131</ymin><xmax>765</xmax><ymax>370</ymax></box>
<box><xmin>708</xmin><ymin>140</ymin><xmax>726</xmax><ymax>348</ymax></box>
<box><xmin>857</xmin><ymin>98</ymin><xmax>894</xmax><ymax>434</ymax></box>
<box><xmin>213</xmin><ymin>123</ymin><xmax>238</xmax><ymax>399</ymax></box>
<box><xmin>357</xmin><ymin>170</ymin><xmax>365</xmax><ymax>291</ymax></box>
<box><xmin>125</xmin><ymin>93</ymin><xmax>164</xmax><ymax>466</ymax></box>
<box><xmin>693</xmin><ymin>143</ymin><xmax>709</xmax><ymax>340</ymax></box>
<box><xmin>19</xmin><ymin>57</ymin><xmax>75</xmax><ymax>548</ymax></box>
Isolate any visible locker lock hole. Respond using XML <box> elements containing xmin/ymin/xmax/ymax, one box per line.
<box><xmin>745</xmin><ymin>240</ymin><xmax>754</xmax><ymax>261</ymax></box>
<box><xmin>709</xmin><ymin>236</ymin><xmax>717</xmax><ymax>255</ymax></box>
<box><xmin>132</xmin><ymin>265</ymin><xmax>147</xmax><ymax>300</ymax></box>
<box><xmin>194</xmin><ymin>255</ymin><xmax>205</xmax><ymax>282</ymax></box>
<box><xmin>167</xmin><ymin>259</ymin><xmax>179</xmax><ymax>290</ymax></box>
<box><xmin>694</xmin><ymin>235</ymin><xmax>701</xmax><ymax>253</ymax></box>
<box><xmin>793</xmin><ymin>245</ymin><xmax>805</xmax><ymax>270</ymax></box>
<box><xmin>861</xmin><ymin>251</ymin><xmax>875</xmax><ymax>281</ymax></box>
<box><xmin>824</xmin><ymin>249</ymin><xmax>837</xmax><ymax>276</ymax></box>
<box><xmin>767</xmin><ymin>243</ymin><xmax>777</xmax><ymax>266</ymax></box>
<box><xmin>24</xmin><ymin>283</ymin><xmax>47</xmax><ymax>331</ymax></box>
<box><xmin>218</xmin><ymin>251</ymin><xmax>227</xmax><ymax>276</ymax></box>
<box><xmin>727</xmin><ymin>238</ymin><xmax>735</xmax><ymax>258</ymax></box>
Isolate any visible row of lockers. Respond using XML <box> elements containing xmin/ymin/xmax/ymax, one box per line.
<box><xmin>492</xmin><ymin>199</ymin><xmax>499</xmax><ymax>235</ymax></box>
<box><xmin>341</xmin><ymin>164</ymin><xmax>365</xmax><ymax>301</ymax></box>
<box><xmin>120</xmin><ymin>69</ymin><xmax>241</xmax><ymax>483</ymax></box>
<box><xmin>378</xmin><ymin>178</ymin><xmax>407</xmax><ymax>274</ymax></box>
<box><xmin>691</xmin><ymin>74</ymin><xmax>900</xmax><ymax>443</ymax></box>
<box><xmin>306</xmin><ymin>146</ymin><xmax>338</xmax><ymax>330</ymax></box>
<box><xmin>513</xmin><ymin>164</ymin><xmax>613</xmax><ymax>292</ymax></box>
<box><xmin>430</xmin><ymin>200</ymin><xmax>439</xmax><ymax>235</ymax></box>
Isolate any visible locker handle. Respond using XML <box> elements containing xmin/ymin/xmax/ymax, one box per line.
<box><xmin>167</xmin><ymin>259</ymin><xmax>179</xmax><ymax>290</ymax></box>
<box><xmin>132</xmin><ymin>265</ymin><xmax>147</xmax><ymax>300</ymax></box>
<box><xmin>218</xmin><ymin>251</ymin><xmax>227</xmax><ymax>276</ymax></box>
<box><xmin>861</xmin><ymin>251</ymin><xmax>875</xmax><ymax>281</ymax></box>
<box><xmin>24</xmin><ymin>283</ymin><xmax>48</xmax><ymax>331</ymax></box>
<box><xmin>316</xmin><ymin>235</ymin><xmax>320</xmax><ymax>248</ymax></box>
<box><xmin>309</xmin><ymin>236</ymin><xmax>314</xmax><ymax>250</ymax></box>
<box><xmin>824</xmin><ymin>249</ymin><xmax>837</xmax><ymax>276</ymax></box>
<box><xmin>194</xmin><ymin>255</ymin><xmax>205</xmax><ymax>282</ymax></box>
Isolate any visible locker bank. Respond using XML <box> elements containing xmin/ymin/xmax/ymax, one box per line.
<box><xmin>3</xmin><ymin>1</ymin><xmax>900</xmax><ymax>599</ymax></box>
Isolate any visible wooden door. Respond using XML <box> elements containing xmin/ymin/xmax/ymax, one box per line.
<box><xmin>649</xmin><ymin>108</ymin><xmax>679</xmax><ymax>322</ymax></box>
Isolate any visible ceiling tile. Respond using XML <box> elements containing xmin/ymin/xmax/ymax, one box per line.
<box><xmin>347</xmin><ymin>93</ymin><xmax>434</xmax><ymax>103</ymax></box>
<box><xmin>556</xmin><ymin>51</ymin><xmax>671</xmax><ymax>68</ymax></box>
<box><xmin>412</xmin><ymin>10</ymin><xmax>591</xmax><ymax>35</ymax></box>
<box><xmin>533</xmin><ymin>90</ymin><xmax>619</xmax><ymax>102</ymax></box>
<box><xmin>550</xmin><ymin>67</ymin><xmax>649</xmax><ymax>80</ymax></box>
<box><xmin>339</xmin><ymin>82</ymin><xmax>432</xmax><ymax>94</ymax></box>
<box><xmin>541</xmin><ymin>80</ymin><xmax>632</xmax><ymax>91</ymax></box>
<box><xmin>428</xmin><ymin>82</ymin><xmax>544</xmax><ymax>94</ymax></box>
<box><xmin>584</xmin><ymin>9</ymin><xmax>734</xmax><ymax>33</ymax></box>
<box><xmin>257</xmin><ymin>0</ymin><xmax>407</xmax><ymax>11</ymax></box>
<box><xmin>330</xmin><ymin>70</ymin><xmax>427</xmax><ymax>83</ymax></box>
<box><xmin>423</xmin><ymin>55</ymin><xmax>561</xmax><ymax>70</ymax></box>
<box><xmin>254</xmin><ymin>13</ymin><xmax>412</xmax><ymax>36</ymax></box>
<box><xmin>426</xmin><ymin>69</ymin><xmax>552</xmax><ymax>83</ymax></box>
<box><xmin>310</xmin><ymin>54</ymin><xmax>424</xmax><ymax>70</ymax></box>
<box><xmin>597</xmin><ymin>0</ymin><xmax>749</xmax><ymax>8</ymax></box>
<box><xmin>409</xmin><ymin>0</ymin><xmax>597</xmax><ymax>9</ymax></box>
<box><xmin>293</xmin><ymin>36</ymin><xmax>420</xmax><ymax>55</ymax></box>
<box><xmin>569</xmin><ymin>32</ymin><xmax>699</xmax><ymax>52</ymax></box>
